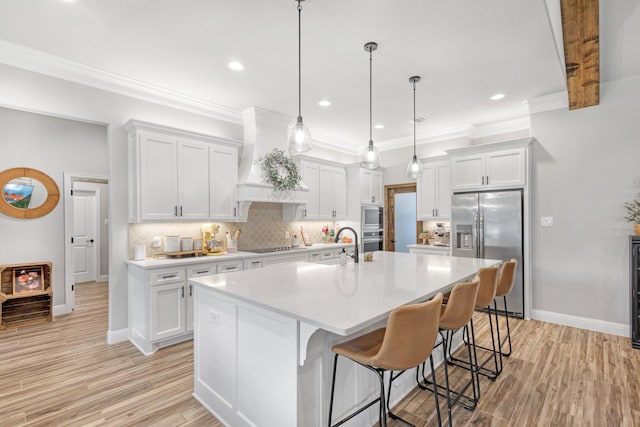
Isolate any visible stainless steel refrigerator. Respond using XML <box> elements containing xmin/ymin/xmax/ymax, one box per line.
<box><xmin>452</xmin><ymin>190</ymin><xmax>524</xmax><ymax>318</ymax></box>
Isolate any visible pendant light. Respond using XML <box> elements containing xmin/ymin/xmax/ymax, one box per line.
<box><xmin>406</xmin><ymin>76</ymin><xmax>423</xmax><ymax>178</ymax></box>
<box><xmin>287</xmin><ymin>0</ymin><xmax>312</xmax><ymax>155</ymax></box>
<box><xmin>360</xmin><ymin>41</ymin><xmax>381</xmax><ymax>170</ymax></box>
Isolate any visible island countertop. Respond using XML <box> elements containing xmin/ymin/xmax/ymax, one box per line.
<box><xmin>190</xmin><ymin>251</ymin><xmax>500</xmax><ymax>336</ymax></box>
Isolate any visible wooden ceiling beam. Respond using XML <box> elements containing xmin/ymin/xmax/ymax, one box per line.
<box><xmin>560</xmin><ymin>0</ymin><xmax>600</xmax><ymax>109</ymax></box>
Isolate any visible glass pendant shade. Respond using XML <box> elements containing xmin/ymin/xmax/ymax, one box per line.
<box><xmin>361</xmin><ymin>140</ymin><xmax>380</xmax><ymax>170</ymax></box>
<box><xmin>287</xmin><ymin>116</ymin><xmax>312</xmax><ymax>155</ymax></box>
<box><xmin>406</xmin><ymin>154</ymin><xmax>423</xmax><ymax>179</ymax></box>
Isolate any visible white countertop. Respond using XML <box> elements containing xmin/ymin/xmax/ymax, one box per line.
<box><xmin>190</xmin><ymin>251</ymin><xmax>500</xmax><ymax>336</ymax></box>
<box><xmin>127</xmin><ymin>242</ymin><xmax>354</xmax><ymax>269</ymax></box>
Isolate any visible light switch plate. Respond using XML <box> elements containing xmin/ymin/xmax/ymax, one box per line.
<box><xmin>541</xmin><ymin>216</ymin><xmax>554</xmax><ymax>227</ymax></box>
<box><xmin>152</xmin><ymin>236</ymin><xmax>162</xmax><ymax>248</ymax></box>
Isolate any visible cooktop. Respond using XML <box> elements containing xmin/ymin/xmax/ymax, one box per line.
<box><xmin>244</xmin><ymin>247</ymin><xmax>306</xmax><ymax>254</ymax></box>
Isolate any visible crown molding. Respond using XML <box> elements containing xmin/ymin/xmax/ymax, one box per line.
<box><xmin>524</xmin><ymin>91</ymin><xmax>569</xmax><ymax>114</ymax></box>
<box><xmin>377</xmin><ymin>124</ymin><xmax>473</xmax><ymax>152</ymax></box>
<box><xmin>0</xmin><ymin>40</ymin><xmax>242</xmax><ymax>124</ymax></box>
<box><xmin>469</xmin><ymin>116</ymin><xmax>531</xmax><ymax>139</ymax></box>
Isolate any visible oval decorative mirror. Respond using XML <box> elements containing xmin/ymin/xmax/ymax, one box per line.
<box><xmin>0</xmin><ymin>168</ymin><xmax>60</xmax><ymax>219</ymax></box>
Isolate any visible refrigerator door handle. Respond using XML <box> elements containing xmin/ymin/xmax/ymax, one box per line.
<box><xmin>479</xmin><ymin>211</ymin><xmax>485</xmax><ymax>258</ymax></box>
<box><xmin>474</xmin><ymin>213</ymin><xmax>480</xmax><ymax>258</ymax></box>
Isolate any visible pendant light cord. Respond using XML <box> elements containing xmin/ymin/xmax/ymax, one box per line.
<box><xmin>297</xmin><ymin>0</ymin><xmax>302</xmax><ymax>118</ymax></box>
<box><xmin>369</xmin><ymin>48</ymin><xmax>373</xmax><ymax>143</ymax></box>
<box><xmin>413</xmin><ymin>80</ymin><xmax>417</xmax><ymax>156</ymax></box>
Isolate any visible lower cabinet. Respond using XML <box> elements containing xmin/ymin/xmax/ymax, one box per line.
<box><xmin>408</xmin><ymin>245</ymin><xmax>451</xmax><ymax>256</ymax></box>
<box><xmin>128</xmin><ymin>260</ymin><xmax>242</xmax><ymax>355</ymax></box>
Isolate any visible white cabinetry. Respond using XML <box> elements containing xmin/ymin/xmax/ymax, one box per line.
<box><xmin>128</xmin><ymin>259</ymin><xmax>243</xmax><ymax>355</ymax></box>
<box><xmin>126</xmin><ymin>120</ymin><xmax>241</xmax><ymax>223</ymax></box>
<box><xmin>360</xmin><ymin>169</ymin><xmax>383</xmax><ymax>205</ymax></box>
<box><xmin>447</xmin><ymin>139</ymin><xmax>530</xmax><ymax>192</ymax></box>
<box><xmin>408</xmin><ymin>245</ymin><xmax>451</xmax><ymax>256</ymax></box>
<box><xmin>210</xmin><ymin>144</ymin><xmax>238</xmax><ymax>221</ymax></box>
<box><xmin>285</xmin><ymin>158</ymin><xmax>347</xmax><ymax>220</ymax></box>
<box><xmin>417</xmin><ymin>158</ymin><xmax>451</xmax><ymax>220</ymax></box>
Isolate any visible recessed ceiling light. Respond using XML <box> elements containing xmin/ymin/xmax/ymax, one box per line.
<box><xmin>374</xmin><ymin>124</ymin><xmax>384</xmax><ymax>129</ymax></box>
<box><xmin>228</xmin><ymin>61</ymin><xmax>245</xmax><ymax>71</ymax></box>
<box><xmin>318</xmin><ymin>100</ymin><xmax>331</xmax><ymax>107</ymax></box>
<box><xmin>490</xmin><ymin>93</ymin><xmax>506</xmax><ymax>101</ymax></box>
<box><xmin>407</xmin><ymin>117</ymin><xmax>427</xmax><ymax>124</ymax></box>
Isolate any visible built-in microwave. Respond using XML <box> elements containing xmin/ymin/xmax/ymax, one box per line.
<box><xmin>362</xmin><ymin>206</ymin><xmax>383</xmax><ymax>230</ymax></box>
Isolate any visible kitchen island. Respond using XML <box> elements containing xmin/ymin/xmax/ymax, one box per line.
<box><xmin>190</xmin><ymin>251</ymin><xmax>500</xmax><ymax>427</ymax></box>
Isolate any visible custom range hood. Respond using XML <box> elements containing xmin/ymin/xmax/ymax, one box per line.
<box><xmin>236</xmin><ymin>107</ymin><xmax>309</xmax><ymax>220</ymax></box>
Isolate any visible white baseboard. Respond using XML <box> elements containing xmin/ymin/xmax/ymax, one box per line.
<box><xmin>98</xmin><ymin>274</ymin><xmax>109</xmax><ymax>282</ymax></box>
<box><xmin>530</xmin><ymin>309</ymin><xmax>629</xmax><ymax>337</ymax></box>
<box><xmin>106</xmin><ymin>328</ymin><xmax>130</xmax><ymax>344</ymax></box>
<box><xmin>53</xmin><ymin>304</ymin><xmax>71</xmax><ymax>316</ymax></box>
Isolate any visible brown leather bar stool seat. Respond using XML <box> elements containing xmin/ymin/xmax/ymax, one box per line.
<box><xmin>448</xmin><ymin>266</ymin><xmax>501</xmax><ymax>380</ymax></box>
<box><xmin>328</xmin><ymin>294</ymin><xmax>444</xmax><ymax>427</ymax></box>
<box><xmin>418</xmin><ymin>279</ymin><xmax>480</xmax><ymax>426</ymax></box>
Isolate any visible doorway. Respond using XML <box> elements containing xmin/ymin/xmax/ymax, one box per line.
<box><xmin>385</xmin><ymin>183</ymin><xmax>423</xmax><ymax>252</ymax></box>
<box><xmin>63</xmin><ymin>173</ymin><xmax>109</xmax><ymax>313</ymax></box>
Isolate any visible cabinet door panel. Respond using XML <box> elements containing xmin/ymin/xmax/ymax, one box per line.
<box><xmin>485</xmin><ymin>148</ymin><xmax>525</xmax><ymax>188</ymax></box>
<box><xmin>370</xmin><ymin>171</ymin><xmax>383</xmax><ymax>205</ymax></box>
<box><xmin>319</xmin><ymin>167</ymin><xmax>335</xmax><ymax>219</ymax></box>
<box><xmin>451</xmin><ymin>155</ymin><xmax>484</xmax><ymax>191</ymax></box>
<box><xmin>178</xmin><ymin>140</ymin><xmax>210</xmax><ymax>220</ymax></box>
<box><xmin>151</xmin><ymin>282</ymin><xmax>185</xmax><ymax>341</ymax></box>
<box><xmin>302</xmin><ymin>162</ymin><xmax>320</xmax><ymax>219</ymax></box>
<box><xmin>436</xmin><ymin>163</ymin><xmax>451</xmax><ymax>217</ymax></box>
<box><xmin>140</xmin><ymin>134</ymin><xmax>178</xmax><ymax>220</ymax></box>
<box><xmin>210</xmin><ymin>145</ymin><xmax>238</xmax><ymax>220</ymax></box>
<box><xmin>333</xmin><ymin>168</ymin><xmax>348</xmax><ymax>218</ymax></box>
<box><xmin>417</xmin><ymin>163</ymin><xmax>436</xmax><ymax>219</ymax></box>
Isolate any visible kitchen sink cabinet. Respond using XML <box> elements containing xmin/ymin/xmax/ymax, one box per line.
<box><xmin>417</xmin><ymin>158</ymin><xmax>451</xmax><ymax>220</ymax></box>
<box><xmin>447</xmin><ymin>138</ymin><xmax>532</xmax><ymax>192</ymax></box>
<box><xmin>126</xmin><ymin>120</ymin><xmax>241</xmax><ymax>223</ymax></box>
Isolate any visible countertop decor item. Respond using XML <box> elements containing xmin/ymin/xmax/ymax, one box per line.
<box><xmin>360</xmin><ymin>41</ymin><xmax>381</xmax><ymax>170</ymax></box>
<box><xmin>259</xmin><ymin>148</ymin><xmax>301</xmax><ymax>191</ymax></box>
<box><xmin>624</xmin><ymin>195</ymin><xmax>640</xmax><ymax>235</ymax></box>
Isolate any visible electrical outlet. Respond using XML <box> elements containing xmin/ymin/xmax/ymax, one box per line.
<box><xmin>152</xmin><ymin>236</ymin><xmax>162</xmax><ymax>248</ymax></box>
<box><xmin>541</xmin><ymin>216</ymin><xmax>554</xmax><ymax>227</ymax></box>
<box><xmin>210</xmin><ymin>311</ymin><xmax>219</xmax><ymax>325</ymax></box>
<box><xmin>284</xmin><ymin>231</ymin><xmax>290</xmax><ymax>240</ymax></box>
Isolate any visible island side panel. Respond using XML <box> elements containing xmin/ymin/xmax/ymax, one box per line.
<box><xmin>194</xmin><ymin>284</ymin><xmax>299</xmax><ymax>427</ymax></box>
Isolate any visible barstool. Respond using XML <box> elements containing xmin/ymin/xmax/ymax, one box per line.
<box><xmin>448</xmin><ymin>266</ymin><xmax>501</xmax><ymax>380</ymax></box>
<box><xmin>494</xmin><ymin>259</ymin><xmax>517</xmax><ymax>358</ymax></box>
<box><xmin>418</xmin><ymin>279</ymin><xmax>480</xmax><ymax>426</ymax></box>
<box><xmin>328</xmin><ymin>294</ymin><xmax>444</xmax><ymax>427</ymax></box>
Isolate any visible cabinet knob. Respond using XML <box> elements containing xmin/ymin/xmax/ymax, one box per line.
<box><xmin>233</xmin><ymin>207</ymin><xmax>237</xmax><ymax>217</ymax></box>
<box><xmin>180</xmin><ymin>205</ymin><xmax>183</xmax><ymax>216</ymax></box>
<box><xmin>174</xmin><ymin>205</ymin><xmax>178</xmax><ymax>216</ymax></box>
<box><xmin>486</xmin><ymin>175</ymin><xmax>489</xmax><ymax>185</ymax></box>
<box><xmin>189</xmin><ymin>285</ymin><xmax>192</xmax><ymax>297</ymax></box>
<box><xmin>481</xmin><ymin>176</ymin><xmax>485</xmax><ymax>185</ymax></box>
<box><xmin>181</xmin><ymin>286</ymin><xmax>185</xmax><ymax>298</ymax></box>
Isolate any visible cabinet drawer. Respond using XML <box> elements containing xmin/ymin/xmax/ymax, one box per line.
<box><xmin>187</xmin><ymin>263</ymin><xmax>217</xmax><ymax>278</ymax></box>
<box><xmin>309</xmin><ymin>252</ymin><xmax>321</xmax><ymax>263</ymax></box>
<box><xmin>218</xmin><ymin>260</ymin><xmax>243</xmax><ymax>273</ymax></box>
<box><xmin>320</xmin><ymin>250</ymin><xmax>335</xmax><ymax>260</ymax></box>
<box><xmin>263</xmin><ymin>253</ymin><xmax>309</xmax><ymax>267</ymax></box>
<box><xmin>150</xmin><ymin>268</ymin><xmax>185</xmax><ymax>286</ymax></box>
<box><xmin>244</xmin><ymin>258</ymin><xmax>264</xmax><ymax>269</ymax></box>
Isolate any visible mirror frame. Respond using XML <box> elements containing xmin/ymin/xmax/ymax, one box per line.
<box><xmin>0</xmin><ymin>167</ymin><xmax>60</xmax><ymax>219</ymax></box>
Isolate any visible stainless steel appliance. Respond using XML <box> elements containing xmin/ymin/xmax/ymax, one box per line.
<box><xmin>362</xmin><ymin>229</ymin><xmax>383</xmax><ymax>252</ymax></box>
<box><xmin>452</xmin><ymin>190</ymin><xmax>524</xmax><ymax>318</ymax></box>
<box><xmin>362</xmin><ymin>206</ymin><xmax>383</xmax><ymax>230</ymax></box>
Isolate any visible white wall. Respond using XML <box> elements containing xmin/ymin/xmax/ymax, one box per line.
<box><xmin>0</xmin><ymin>107</ymin><xmax>107</xmax><ymax>306</ymax></box>
<box><xmin>0</xmin><ymin>63</ymin><xmax>242</xmax><ymax>336</ymax></box>
<box><xmin>529</xmin><ymin>75</ymin><xmax>640</xmax><ymax>329</ymax></box>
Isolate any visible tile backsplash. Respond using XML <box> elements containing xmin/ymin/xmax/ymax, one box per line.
<box><xmin>129</xmin><ymin>202</ymin><xmax>356</xmax><ymax>258</ymax></box>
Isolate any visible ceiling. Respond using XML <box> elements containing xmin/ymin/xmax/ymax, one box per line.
<box><xmin>0</xmin><ymin>1</ymin><xmax>637</xmax><ymax>152</ymax></box>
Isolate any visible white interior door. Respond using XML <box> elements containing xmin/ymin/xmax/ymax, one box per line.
<box><xmin>72</xmin><ymin>188</ymin><xmax>97</xmax><ymax>284</ymax></box>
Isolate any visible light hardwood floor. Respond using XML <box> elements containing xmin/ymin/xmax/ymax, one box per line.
<box><xmin>1</xmin><ymin>282</ymin><xmax>639</xmax><ymax>426</ymax></box>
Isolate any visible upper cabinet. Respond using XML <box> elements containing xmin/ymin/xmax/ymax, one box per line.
<box><xmin>126</xmin><ymin>120</ymin><xmax>241</xmax><ymax>223</ymax></box>
<box><xmin>285</xmin><ymin>158</ymin><xmax>347</xmax><ymax>221</ymax></box>
<box><xmin>447</xmin><ymin>138</ymin><xmax>532</xmax><ymax>192</ymax></box>
<box><xmin>360</xmin><ymin>169</ymin><xmax>384</xmax><ymax>206</ymax></box>
<box><xmin>417</xmin><ymin>158</ymin><xmax>451</xmax><ymax>220</ymax></box>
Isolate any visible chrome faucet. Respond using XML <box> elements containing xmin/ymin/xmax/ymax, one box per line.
<box><xmin>334</xmin><ymin>227</ymin><xmax>359</xmax><ymax>263</ymax></box>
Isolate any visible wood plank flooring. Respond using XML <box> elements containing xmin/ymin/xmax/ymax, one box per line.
<box><xmin>1</xmin><ymin>282</ymin><xmax>639</xmax><ymax>426</ymax></box>
<box><xmin>0</xmin><ymin>281</ymin><xmax>220</xmax><ymax>426</ymax></box>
